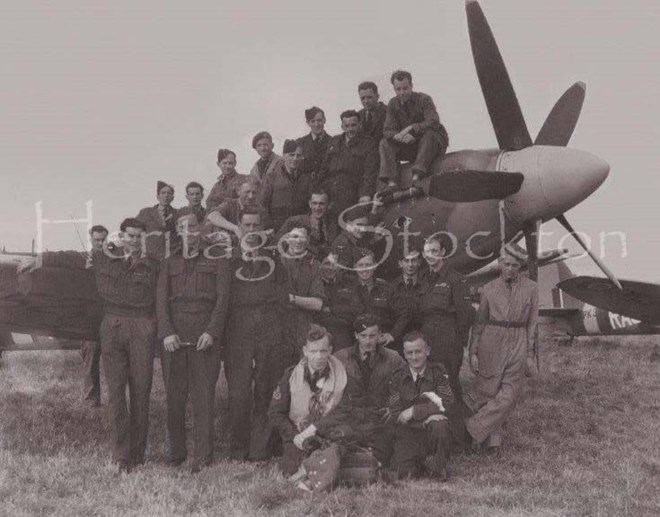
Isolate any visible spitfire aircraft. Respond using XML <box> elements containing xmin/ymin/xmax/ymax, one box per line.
<box><xmin>0</xmin><ymin>1</ymin><xmax>623</xmax><ymax>351</ymax></box>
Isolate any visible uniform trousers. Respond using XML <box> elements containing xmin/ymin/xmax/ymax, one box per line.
<box><xmin>391</xmin><ymin>419</ymin><xmax>451</xmax><ymax>478</ymax></box>
<box><xmin>100</xmin><ymin>314</ymin><xmax>155</xmax><ymax>464</ymax></box>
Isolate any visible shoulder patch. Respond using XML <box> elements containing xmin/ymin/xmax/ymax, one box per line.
<box><xmin>272</xmin><ymin>386</ymin><xmax>282</xmax><ymax>400</ymax></box>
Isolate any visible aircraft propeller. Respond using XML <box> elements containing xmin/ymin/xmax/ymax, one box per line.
<box><xmin>465</xmin><ymin>0</ymin><xmax>620</xmax><ymax>288</ymax></box>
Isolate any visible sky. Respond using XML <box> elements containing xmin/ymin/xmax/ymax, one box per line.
<box><xmin>1</xmin><ymin>0</ymin><xmax>658</xmax><ymax>279</ymax></box>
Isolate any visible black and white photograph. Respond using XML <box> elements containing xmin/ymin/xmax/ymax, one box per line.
<box><xmin>0</xmin><ymin>1</ymin><xmax>658</xmax><ymax>515</ymax></box>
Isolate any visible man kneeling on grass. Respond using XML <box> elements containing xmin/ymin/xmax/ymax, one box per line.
<box><xmin>268</xmin><ymin>324</ymin><xmax>347</xmax><ymax>476</ymax></box>
<box><xmin>385</xmin><ymin>331</ymin><xmax>454</xmax><ymax>481</ymax></box>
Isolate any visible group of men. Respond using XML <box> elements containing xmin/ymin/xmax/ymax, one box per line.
<box><xmin>20</xmin><ymin>69</ymin><xmax>538</xmax><ymax>485</ymax></box>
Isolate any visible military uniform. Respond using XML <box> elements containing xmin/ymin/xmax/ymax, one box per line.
<box><xmin>297</xmin><ymin>132</ymin><xmax>331</xmax><ymax>178</ymax></box>
<box><xmin>319</xmin><ymin>274</ymin><xmax>361</xmax><ymax>351</ymax></box>
<box><xmin>280</xmin><ymin>254</ymin><xmax>326</xmax><ymax>355</ymax></box>
<box><xmin>250</xmin><ymin>153</ymin><xmax>283</xmax><ymax>183</ymax></box>
<box><xmin>92</xmin><ymin>245</ymin><xmax>159</xmax><ymax>466</ymax></box>
<box><xmin>225</xmin><ymin>248</ymin><xmax>290</xmax><ymax>460</ymax></box>
<box><xmin>413</xmin><ymin>266</ymin><xmax>473</xmax><ymax>400</ymax></box>
<box><xmin>351</xmin><ymin>278</ymin><xmax>393</xmax><ymax>336</ymax></box>
<box><xmin>276</xmin><ymin>213</ymin><xmax>339</xmax><ymax>259</ymax></box>
<box><xmin>206</xmin><ymin>172</ymin><xmax>248</xmax><ymax>211</ymax></box>
<box><xmin>268</xmin><ymin>357</ymin><xmax>347</xmax><ymax>475</ymax></box>
<box><xmin>259</xmin><ymin>162</ymin><xmax>312</xmax><ymax>232</ymax></box>
<box><xmin>136</xmin><ymin>204</ymin><xmax>179</xmax><ymax>260</ymax></box>
<box><xmin>358</xmin><ymin>101</ymin><xmax>388</xmax><ymax>143</ymax></box>
<box><xmin>316</xmin><ymin>133</ymin><xmax>379</xmax><ymax>218</ymax></box>
<box><xmin>156</xmin><ymin>251</ymin><xmax>231</xmax><ymax>467</ymax></box>
<box><xmin>387</xmin><ymin>362</ymin><xmax>454</xmax><ymax>478</ymax></box>
<box><xmin>209</xmin><ymin>198</ymin><xmax>271</xmax><ymax>230</ymax></box>
<box><xmin>387</xmin><ymin>275</ymin><xmax>423</xmax><ymax>353</ymax></box>
<box><xmin>323</xmin><ymin>344</ymin><xmax>406</xmax><ymax>464</ymax></box>
<box><xmin>379</xmin><ymin>91</ymin><xmax>449</xmax><ymax>184</ymax></box>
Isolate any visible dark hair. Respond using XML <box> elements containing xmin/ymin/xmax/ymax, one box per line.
<box><xmin>217</xmin><ymin>148</ymin><xmax>237</xmax><ymax>163</ymax></box>
<box><xmin>186</xmin><ymin>181</ymin><xmax>204</xmax><ymax>193</ymax></box>
<box><xmin>358</xmin><ymin>81</ymin><xmax>378</xmax><ymax>95</ymax></box>
<box><xmin>241</xmin><ymin>176</ymin><xmax>261</xmax><ymax>189</ymax></box>
<box><xmin>353</xmin><ymin>247</ymin><xmax>375</xmax><ymax>264</ymax></box>
<box><xmin>304</xmin><ymin>106</ymin><xmax>325</xmax><ymax>122</ymax></box>
<box><xmin>306</xmin><ymin>323</ymin><xmax>333</xmax><ymax>346</ymax></box>
<box><xmin>239</xmin><ymin>207</ymin><xmax>262</xmax><ymax>223</ymax></box>
<box><xmin>309</xmin><ymin>188</ymin><xmax>330</xmax><ymax>202</ymax></box>
<box><xmin>390</xmin><ymin>70</ymin><xmax>413</xmax><ymax>85</ymax></box>
<box><xmin>89</xmin><ymin>225</ymin><xmax>108</xmax><ymax>235</ymax></box>
<box><xmin>353</xmin><ymin>312</ymin><xmax>379</xmax><ymax>332</ymax></box>
<box><xmin>340</xmin><ymin>109</ymin><xmax>360</xmax><ymax>122</ymax></box>
<box><xmin>426</xmin><ymin>233</ymin><xmax>455</xmax><ymax>256</ymax></box>
<box><xmin>120</xmin><ymin>218</ymin><xmax>146</xmax><ymax>232</ymax></box>
<box><xmin>402</xmin><ymin>330</ymin><xmax>427</xmax><ymax>347</ymax></box>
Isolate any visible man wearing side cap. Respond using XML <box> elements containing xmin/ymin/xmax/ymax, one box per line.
<box><xmin>297</xmin><ymin>106</ymin><xmax>331</xmax><ymax>179</ymax></box>
<box><xmin>206</xmin><ymin>148</ymin><xmax>248</xmax><ymax>211</ymax></box>
<box><xmin>136</xmin><ymin>181</ymin><xmax>179</xmax><ymax>260</ymax></box>
<box><xmin>250</xmin><ymin>131</ymin><xmax>283</xmax><ymax>184</ymax></box>
<box><xmin>259</xmin><ymin>140</ymin><xmax>313</xmax><ymax>232</ymax></box>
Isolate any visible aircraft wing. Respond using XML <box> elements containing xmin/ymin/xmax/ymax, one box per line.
<box><xmin>558</xmin><ymin>276</ymin><xmax>660</xmax><ymax>325</ymax></box>
<box><xmin>0</xmin><ymin>261</ymin><xmax>102</xmax><ymax>341</ymax></box>
<box><xmin>538</xmin><ymin>308</ymin><xmax>580</xmax><ymax>318</ymax></box>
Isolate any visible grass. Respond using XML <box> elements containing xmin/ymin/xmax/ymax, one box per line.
<box><xmin>0</xmin><ymin>329</ymin><xmax>659</xmax><ymax>516</ymax></box>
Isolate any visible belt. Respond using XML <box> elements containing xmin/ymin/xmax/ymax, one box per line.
<box><xmin>486</xmin><ymin>320</ymin><xmax>526</xmax><ymax>329</ymax></box>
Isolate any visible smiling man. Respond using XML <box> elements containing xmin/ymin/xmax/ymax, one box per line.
<box><xmin>297</xmin><ymin>107</ymin><xmax>331</xmax><ymax>179</ymax></box>
<box><xmin>250</xmin><ymin>131</ymin><xmax>283</xmax><ymax>184</ymax></box>
<box><xmin>387</xmin><ymin>331</ymin><xmax>454</xmax><ymax>480</ymax></box>
<box><xmin>379</xmin><ymin>70</ymin><xmax>449</xmax><ymax>190</ymax></box>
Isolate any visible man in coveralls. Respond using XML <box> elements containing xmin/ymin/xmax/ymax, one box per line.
<box><xmin>464</xmin><ymin>247</ymin><xmax>538</xmax><ymax>453</ymax></box>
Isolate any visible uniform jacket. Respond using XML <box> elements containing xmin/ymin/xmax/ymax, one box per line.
<box><xmin>209</xmin><ymin>198</ymin><xmax>271</xmax><ymax>229</ymax></box>
<box><xmin>269</xmin><ymin>363</ymin><xmax>341</xmax><ymax>443</ymax></box>
<box><xmin>136</xmin><ymin>204</ymin><xmax>179</xmax><ymax>260</ymax></box>
<box><xmin>156</xmin><ymin>252</ymin><xmax>231</xmax><ymax>341</ymax></box>
<box><xmin>387</xmin><ymin>275</ymin><xmax>423</xmax><ymax>341</ymax></box>
<box><xmin>259</xmin><ymin>162</ymin><xmax>312</xmax><ymax>231</ymax></box>
<box><xmin>206</xmin><ymin>172</ymin><xmax>248</xmax><ymax>211</ymax></box>
<box><xmin>358</xmin><ymin>102</ymin><xmax>388</xmax><ymax>143</ymax></box>
<box><xmin>297</xmin><ymin>132</ymin><xmax>331</xmax><ymax>178</ymax></box>
<box><xmin>351</xmin><ymin>278</ymin><xmax>393</xmax><ymax>333</ymax></box>
<box><xmin>333</xmin><ymin>344</ymin><xmax>405</xmax><ymax>411</ymax></box>
<box><xmin>387</xmin><ymin>362</ymin><xmax>454</xmax><ymax>429</ymax></box>
<box><xmin>382</xmin><ymin>91</ymin><xmax>446</xmax><ymax>141</ymax></box>
<box><xmin>276</xmin><ymin>213</ymin><xmax>339</xmax><ymax>258</ymax></box>
<box><xmin>407</xmin><ymin>266</ymin><xmax>474</xmax><ymax>346</ymax></box>
<box><xmin>250</xmin><ymin>153</ymin><xmax>283</xmax><ymax>182</ymax></box>
<box><xmin>317</xmin><ymin>133</ymin><xmax>379</xmax><ymax>201</ymax></box>
<box><xmin>91</xmin><ymin>246</ymin><xmax>160</xmax><ymax>318</ymax></box>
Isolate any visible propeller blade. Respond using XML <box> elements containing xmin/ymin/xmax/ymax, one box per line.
<box><xmin>429</xmin><ymin>170</ymin><xmax>524</xmax><ymax>202</ymax></box>
<box><xmin>559</xmin><ymin>276</ymin><xmax>660</xmax><ymax>324</ymax></box>
<box><xmin>466</xmin><ymin>1</ymin><xmax>532</xmax><ymax>150</ymax></box>
<box><xmin>556</xmin><ymin>214</ymin><xmax>623</xmax><ymax>290</ymax></box>
<box><xmin>523</xmin><ymin>219</ymin><xmax>541</xmax><ymax>281</ymax></box>
<box><xmin>535</xmin><ymin>82</ymin><xmax>586</xmax><ymax>146</ymax></box>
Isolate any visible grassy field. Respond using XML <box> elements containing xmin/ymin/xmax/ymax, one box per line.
<box><xmin>1</xmin><ymin>331</ymin><xmax>659</xmax><ymax>517</ymax></box>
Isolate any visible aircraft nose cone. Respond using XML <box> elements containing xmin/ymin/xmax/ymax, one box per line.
<box><xmin>538</xmin><ymin>146</ymin><xmax>609</xmax><ymax>215</ymax></box>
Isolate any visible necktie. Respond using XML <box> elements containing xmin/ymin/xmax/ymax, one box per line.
<box><xmin>361</xmin><ymin>352</ymin><xmax>372</xmax><ymax>385</ymax></box>
<box><xmin>365</xmin><ymin>110</ymin><xmax>371</xmax><ymax>127</ymax></box>
<box><xmin>414</xmin><ymin>373</ymin><xmax>423</xmax><ymax>394</ymax></box>
<box><xmin>318</xmin><ymin>218</ymin><xmax>325</xmax><ymax>243</ymax></box>
<box><xmin>405</xmin><ymin>279</ymin><xmax>412</xmax><ymax>288</ymax></box>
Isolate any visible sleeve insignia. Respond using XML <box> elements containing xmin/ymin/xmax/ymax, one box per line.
<box><xmin>272</xmin><ymin>386</ymin><xmax>282</xmax><ymax>400</ymax></box>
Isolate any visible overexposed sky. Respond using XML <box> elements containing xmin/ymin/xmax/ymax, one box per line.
<box><xmin>1</xmin><ymin>0</ymin><xmax>658</xmax><ymax>279</ymax></box>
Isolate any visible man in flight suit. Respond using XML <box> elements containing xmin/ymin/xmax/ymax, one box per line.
<box><xmin>156</xmin><ymin>213</ymin><xmax>231</xmax><ymax>472</ymax></box>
